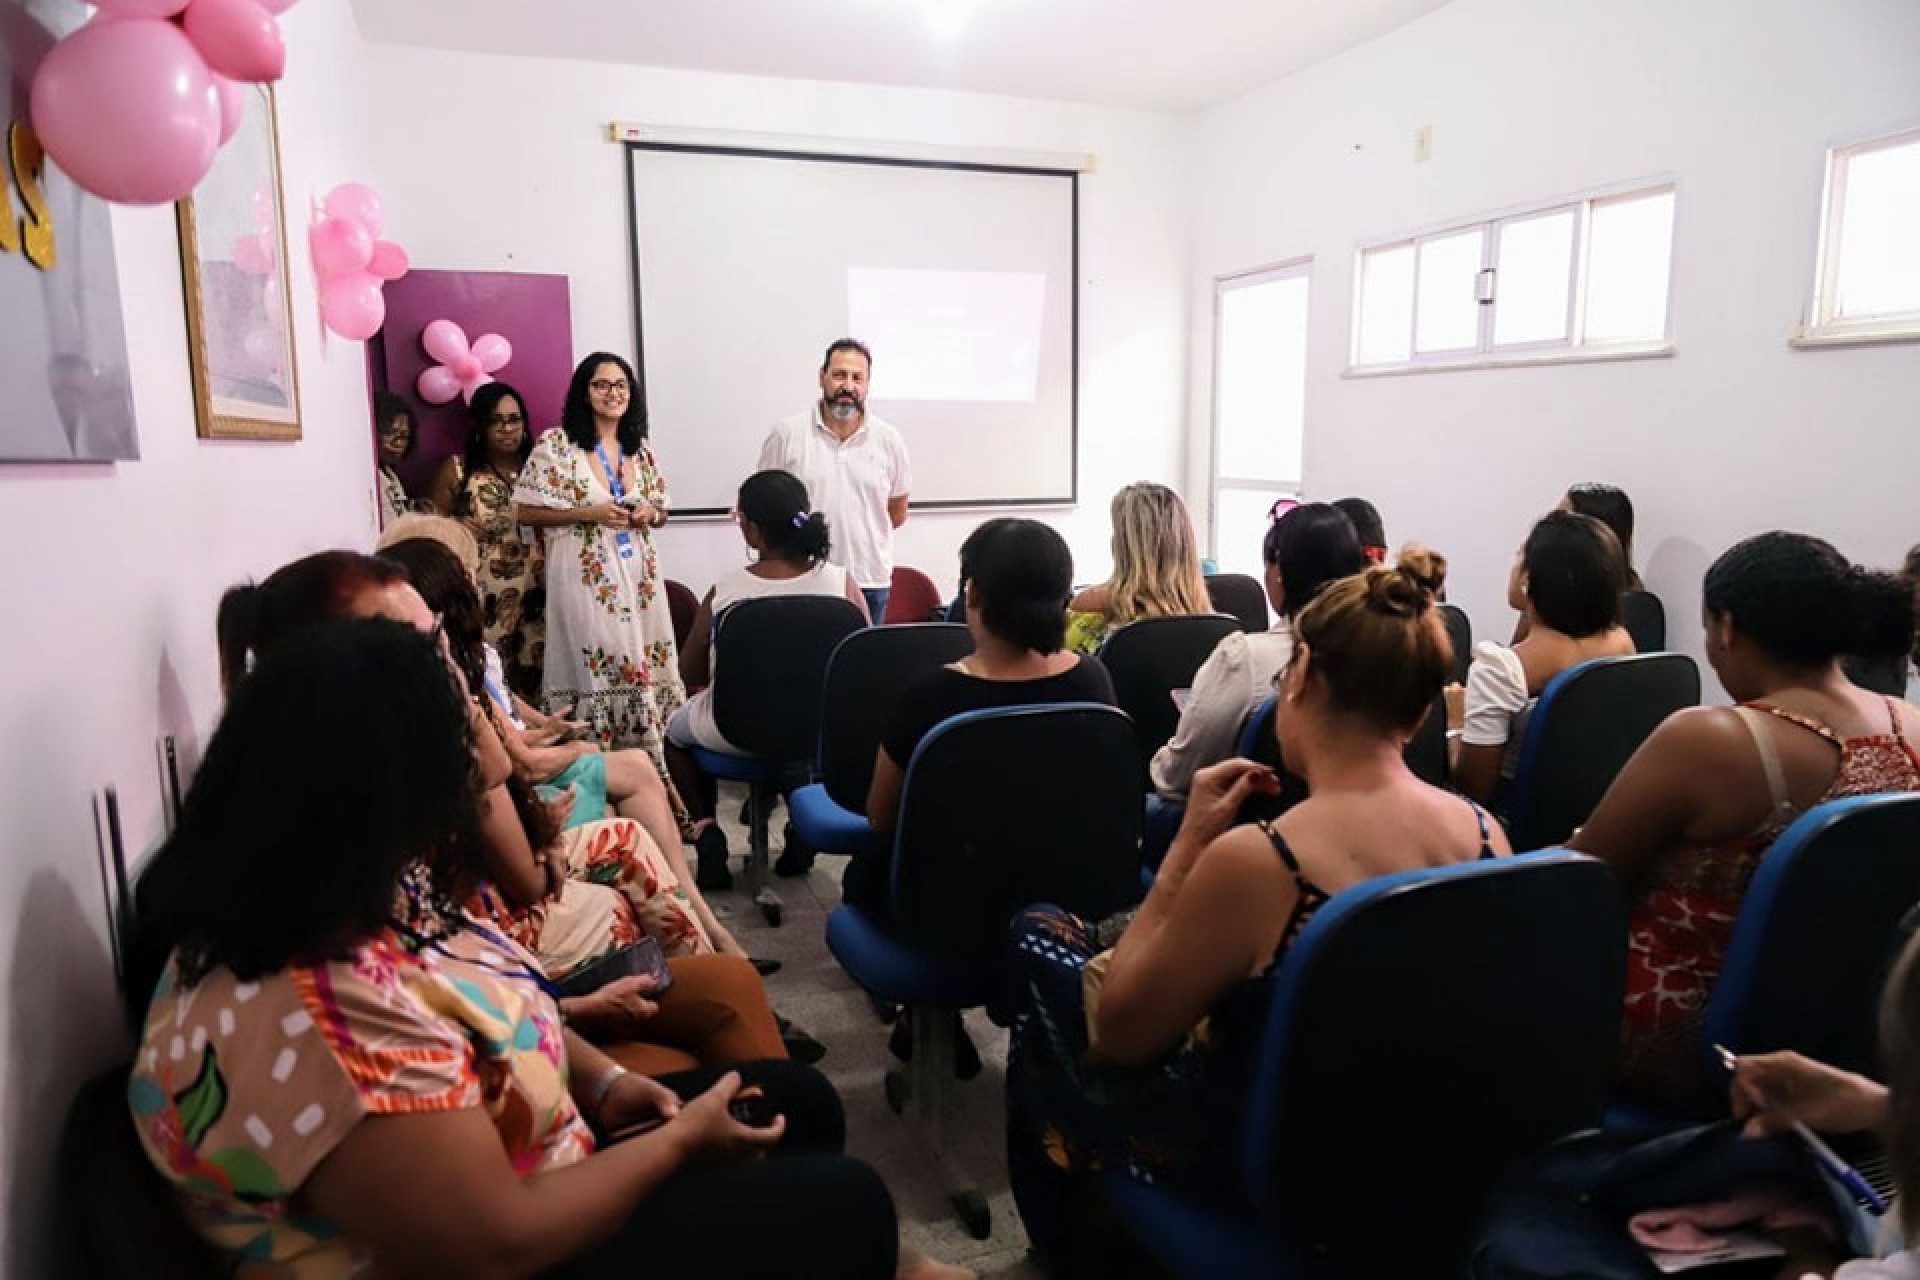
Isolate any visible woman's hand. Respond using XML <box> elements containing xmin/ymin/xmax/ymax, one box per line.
<box><xmin>539</xmin><ymin>853</ymin><xmax>567</xmax><ymax>903</ymax></box>
<box><xmin>628</xmin><ymin>500</ymin><xmax>661</xmax><ymax>528</ymax></box>
<box><xmin>664</xmin><ymin>1072</ymin><xmax>785</xmax><ymax>1165</ymax></box>
<box><xmin>1730</xmin><ymin>1051</ymin><xmax>1888</xmax><ymax>1136</ymax></box>
<box><xmin>578</xmin><ymin>502</ymin><xmax>629</xmax><ymax>528</ymax></box>
<box><xmin>543</xmin><ymin>783</ymin><xmax>578</xmax><ymax>829</ymax></box>
<box><xmin>596</xmin><ymin>1067</ymin><xmax>682</xmax><ymax>1133</ymax></box>
<box><xmin>565</xmin><ymin>975</ymin><xmax>662</xmax><ymax>1040</ymax></box>
<box><xmin>1178</xmin><ymin>759</ymin><xmax>1281</xmax><ymax>850</ymax></box>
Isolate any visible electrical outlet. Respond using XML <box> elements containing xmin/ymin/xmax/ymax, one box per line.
<box><xmin>1414</xmin><ymin>125</ymin><xmax>1433</xmax><ymax>163</ymax></box>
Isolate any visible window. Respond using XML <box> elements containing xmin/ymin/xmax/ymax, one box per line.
<box><xmin>1350</xmin><ymin>183</ymin><xmax>1675</xmax><ymax>372</ymax></box>
<box><xmin>1210</xmin><ymin>262</ymin><xmax>1309</xmax><ymax>578</ymax></box>
<box><xmin>1801</xmin><ymin>126</ymin><xmax>1920</xmax><ymax>346</ymax></box>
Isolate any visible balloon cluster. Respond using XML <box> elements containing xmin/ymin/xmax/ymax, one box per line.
<box><xmin>416</xmin><ymin>320</ymin><xmax>513</xmax><ymax>405</ymax></box>
<box><xmin>30</xmin><ymin>0</ymin><xmax>298</xmax><ymax>206</ymax></box>
<box><xmin>310</xmin><ymin>183</ymin><xmax>409</xmax><ymax>341</ymax></box>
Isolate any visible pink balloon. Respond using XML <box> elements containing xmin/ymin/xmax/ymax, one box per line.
<box><xmin>421</xmin><ymin>318</ymin><xmax>470</xmax><ymax>366</ymax></box>
<box><xmin>416</xmin><ymin>364</ymin><xmax>461</xmax><ymax>405</ymax></box>
<box><xmin>471</xmin><ymin>333</ymin><xmax>513</xmax><ymax>372</ymax></box>
<box><xmin>366</xmin><ymin>240</ymin><xmax>409</xmax><ymax>282</ymax></box>
<box><xmin>310</xmin><ymin>215</ymin><xmax>373</xmax><ymax>278</ymax></box>
<box><xmin>181</xmin><ymin>0</ymin><xmax>285</xmax><ymax>84</ymax></box>
<box><xmin>213</xmin><ymin>75</ymin><xmax>246</xmax><ymax>145</ymax></box>
<box><xmin>257</xmin><ymin>0</ymin><xmax>298</xmax><ymax>12</ymax></box>
<box><xmin>232</xmin><ymin>232</ymin><xmax>274</xmax><ymax>275</ymax></box>
<box><xmin>319</xmin><ymin>274</ymin><xmax>385</xmax><ymax>342</ymax></box>
<box><xmin>323</xmin><ymin>182</ymin><xmax>384</xmax><ymax>238</ymax></box>
<box><xmin>454</xmin><ymin>355</ymin><xmax>483</xmax><ymax>381</ymax></box>
<box><xmin>92</xmin><ymin>0</ymin><xmax>191</xmax><ymax>18</ymax></box>
<box><xmin>30</xmin><ymin>19</ymin><xmax>221</xmax><ymax>205</ymax></box>
<box><xmin>459</xmin><ymin>373</ymin><xmax>494</xmax><ymax>404</ymax></box>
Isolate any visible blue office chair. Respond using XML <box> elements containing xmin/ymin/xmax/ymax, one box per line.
<box><xmin>1623</xmin><ymin>588</ymin><xmax>1667</xmax><ymax>653</ymax></box>
<box><xmin>1505</xmin><ymin>653</ymin><xmax>1700</xmax><ymax>851</ymax></box>
<box><xmin>1205</xmin><ymin>572</ymin><xmax>1270</xmax><ymax>633</ymax></box>
<box><xmin>787</xmin><ymin>623</ymin><xmax>974</xmax><ymax>857</ymax></box>
<box><xmin>1704</xmin><ymin>792</ymin><xmax>1920</xmax><ymax>1093</ymax></box>
<box><xmin>1102</xmin><ymin>853</ymin><xmax>1627</xmax><ymax>1277</ymax></box>
<box><xmin>827</xmin><ymin>703</ymin><xmax>1143</xmax><ymax>1237</ymax></box>
<box><xmin>1101</xmin><ymin>614</ymin><xmax>1242</xmax><ymax>781</ymax></box>
<box><xmin>688</xmin><ymin>596</ymin><xmax>865</xmax><ymax>912</ymax></box>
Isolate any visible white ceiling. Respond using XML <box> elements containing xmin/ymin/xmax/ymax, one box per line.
<box><xmin>350</xmin><ymin>0</ymin><xmax>1451</xmax><ymax>113</ymax></box>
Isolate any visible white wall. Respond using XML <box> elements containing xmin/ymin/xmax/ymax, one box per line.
<box><xmin>0</xmin><ymin>1</ymin><xmax>381</xmax><ymax>1270</ymax></box>
<box><xmin>1190</xmin><ymin>0</ymin><xmax>1920</xmax><ymax>688</ymax></box>
<box><xmin>359</xmin><ymin>46</ymin><xmax>1192</xmax><ymax>595</ymax></box>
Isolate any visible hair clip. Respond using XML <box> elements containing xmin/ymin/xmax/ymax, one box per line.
<box><xmin>792</xmin><ymin>512</ymin><xmax>809</xmax><ymax>529</ymax></box>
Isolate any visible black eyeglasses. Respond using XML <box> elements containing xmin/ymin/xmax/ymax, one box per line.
<box><xmin>588</xmin><ymin>380</ymin><xmax>630</xmax><ymax>395</ymax></box>
<box><xmin>488</xmin><ymin>413</ymin><xmax>526</xmax><ymax>427</ymax></box>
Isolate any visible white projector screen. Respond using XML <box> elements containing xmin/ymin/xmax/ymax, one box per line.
<box><xmin>625</xmin><ymin>143</ymin><xmax>1078</xmax><ymax>513</ymax></box>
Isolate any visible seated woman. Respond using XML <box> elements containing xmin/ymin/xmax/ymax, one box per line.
<box><xmin>379</xmin><ymin>535</ymin><xmax>746</xmax><ymax>961</ymax></box>
<box><xmin>1065</xmin><ymin>482</ymin><xmax>1211</xmax><ymax>655</ymax></box>
<box><xmin>1572</xmin><ymin>531</ymin><xmax>1920</xmax><ymax>1111</ymax></box>
<box><xmin>1332</xmin><ymin>495</ymin><xmax>1388</xmax><ymax>564</ymax></box>
<box><xmin>1562</xmin><ymin>481</ymin><xmax>1643</xmax><ymax>591</ymax></box>
<box><xmin>1005</xmin><ymin>562</ymin><xmax>1508</xmax><ymax>1265</ymax></box>
<box><xmin>846</xmin><ymin>517</ymin><xmax>1117</xmax><ymax>924</ymax></box>
<box><xmin>661</xmin><ymin>469</ymin><xmax>870</xmax><ymax>888</ymax></box>
<box><xmin>126</xmin><ymin>618</ymin><xmax>915</xmax><ymax>1279</ymax></box>
<box><xmin>213</xmin><ymin>550</ymin><xmax>785</xmax><ymax>1075</ymax></box>
<box><xmin>1448</xmin><ymin>510</ymin><xmax>1637</xmax><ymax>807</ymax></box>
<box><xmin>1149</xmin><ymin>501</ymin><xmax>1370</xmax><ymax>800</ymax></box>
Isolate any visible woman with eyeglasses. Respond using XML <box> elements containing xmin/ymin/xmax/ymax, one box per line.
<box><xmin>373</xmin><ymin>390</ymin><xmax>419</xmax><ymax>529</ymax></box>
<box><xmin>424</xmin><ymin>382</ymin><xmax>547</xmax><ymax>700</ymax></box>
<box><xmin>515</xmin><ymin>354</ymin><xmax>686</xmax><ymax>799</ymax></box>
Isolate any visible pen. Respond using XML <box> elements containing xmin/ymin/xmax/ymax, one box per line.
<box><xmin>1715</xmin><ymin>1043</ymin><xmax>1889</xmax><ymax>1216</ymax></box>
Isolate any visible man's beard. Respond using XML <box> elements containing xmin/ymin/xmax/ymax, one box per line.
<box><xmin>828</xmin><ymin>392</ymin><xmax>862</xmax><ymax>421</ymax></box>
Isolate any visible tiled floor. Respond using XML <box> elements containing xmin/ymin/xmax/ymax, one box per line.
<box><xmin>704</xmin><ymin>796</ymin><xmax>1043</xmax><ymax>1279</ymax></box>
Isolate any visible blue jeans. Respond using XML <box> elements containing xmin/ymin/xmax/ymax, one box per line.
<box><xmin>861</xmin><ymin>587</ymin><xmax>890</xmax><ymax>625</ymax></box>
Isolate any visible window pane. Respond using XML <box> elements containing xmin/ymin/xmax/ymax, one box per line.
<box><xmin>1836</xmin><ymin>140</ymin><xmax>1920</xmax><ymax>320</ymax></box>
<box><xmin>1212</xmin><ymin>486</ymin><xmax>1293</xmax><ymax>579</ymax></box>
<box><xmin>1355</xmin><ymin>244</ymin><xmax>1413</xmax><ymax>365</ymax></box>
<box><xmin>1493</xmin><ymin>210</ymin><xmax>1574</xmax><ymax>346</ymax></box>
<box><xmin>1215</xmin><ymin>273</ymin><xmax>1309</xmax><ymax>482</ymax></box>
<box><xmin>1414</xmin><ymin>229</ymin><xmax>1484</xmax><ymax>353</ymax></box>
<box><xmin>1584</xmin><ymin>190</ymin><xmax>1675</xmax><ymax>343</ymax></box>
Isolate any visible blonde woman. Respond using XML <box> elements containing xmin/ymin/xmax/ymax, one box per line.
<box><xmin>1066</xmin><ymin>482</ymin><xmax>1211</xmax><ymax>654</ymax></box>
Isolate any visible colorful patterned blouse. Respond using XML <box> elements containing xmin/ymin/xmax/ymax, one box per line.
<box><xmin>128</xmin><ymin>894</ymin><xmax>593</xmax><ymax>1276</ymax></box>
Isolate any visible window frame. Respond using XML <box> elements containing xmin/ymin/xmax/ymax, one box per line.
<box><xmin>1796</xmin><ymin>124</ymin><xmax>1920</xmax><ymax>349</ymax></box>
<box><xmin>1208</xmin><ymin>257</ymin><xmax>1311</xmax><ymax>568</ymax></box>
<box><xmin>1347</xmin><ymin>177</ymin><xmax>1678</xmax><ymax>376</ymax></box>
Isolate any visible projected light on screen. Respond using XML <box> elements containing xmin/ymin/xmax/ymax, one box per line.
<box><xmin>848</xmin><ymin>267</ymin><xmax>1045</xmax><ymax>402</ymax></box>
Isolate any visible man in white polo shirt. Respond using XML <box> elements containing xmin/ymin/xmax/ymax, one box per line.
<box><xmin>757</xmin><ymin>338</ymin><xmax>912</xmax><ymax>622</ymax></box>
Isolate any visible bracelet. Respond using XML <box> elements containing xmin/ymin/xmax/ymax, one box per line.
<box><xmin>1445</xmin><ymin>728</ymin><xmax>1464</xmax><ymax>740</ymax></box>
<box><xmin>586</xmin><ymin>1065</ymin><xmax>628</xmax><ymax>1118</ymax></box>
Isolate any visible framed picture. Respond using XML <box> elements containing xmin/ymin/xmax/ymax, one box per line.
<box><xmin>176</xmin><ymin>83</ymin><xmax>300</xmax><ymax>441</ymax></box>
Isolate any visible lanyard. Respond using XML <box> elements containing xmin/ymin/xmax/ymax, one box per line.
<box><xmin>593</xmin><ymin>442</ymin><xmax>626</xmax><ymax>503</ymax></box>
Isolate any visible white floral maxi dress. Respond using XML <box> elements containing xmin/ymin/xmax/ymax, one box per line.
<box><xmin>513</xmin><ymin>428</ymin><xmax>686</xmax><ymax>771</ymax></box>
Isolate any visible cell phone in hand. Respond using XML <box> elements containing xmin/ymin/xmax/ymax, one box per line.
<box><xmin>727</xmin><ymin>1087</ymin><xmax>777</xmax><ymax>1129</ymax></box>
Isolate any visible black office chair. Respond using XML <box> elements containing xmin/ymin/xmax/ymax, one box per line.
<box><xmin>1101</xmin><ymin>614</ymin><xmax>1242</xmax><ymax>779</ymax></box>
<box><xmin>1404</xmin><ymin>694</ymin><xmax>1449</xmax><ymax>786</ymax></box>
<box><xmin>1844</xmin><ymin>653</ymin><xmax>1910</xmax><ymax>697</ymax></box>
<box><xmin>787</xmin><ymin>623</ymin><xmax>974</xmax><ymax>856</ymax></box>
<box><xmin>688</xmin><ymin>596</ymin><xmax>866</xmax><ymax>901</ymax></box>
<box><xmin>1439</xmin><ymin>602</ymin><xmax>1473</xmax><ymax>686</ymax></box>
<box><xmin>827</xmin><ymin>704</ymin><xmax>1143</xmax><ymax>1236</ymax></box>
<box><xmin>1505</xmin><ymin>653</ymin><xmax>1701</xmax><ymax>851</ymax></box>
<box><xmin>1623</xmin><ymin>589</ymin><xmax>1667</xmax><ymax>652</ymax></box>
<box><xmin>1104</xmin><ymin>853</ymin><xmax>1627</xmax><ymax>1276</ymax></box>
<box><xmin>1204</xmin><ymin>573</ymin><xmax>1269</xmax><ymax>633</ymax></box>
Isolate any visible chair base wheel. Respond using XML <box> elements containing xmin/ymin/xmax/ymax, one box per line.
<box><xmin>754</xmin><ymin>887</ymin><xmax>783</xmax><ymax>927</ymax></box>
<box><xmin>883</xmin><ymin>1069</ymin><xmax>911</xmax><ymax>1115</ymax></box>
<box><xmin>952</xmin><ymin>1189</ymin><xmax>991</xmax><ymax>1239</ymax></box>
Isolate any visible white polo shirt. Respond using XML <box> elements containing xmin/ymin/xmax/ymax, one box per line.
<box><xmin>757</xmin><ymin>406</ymin><xmax>912</xmax><ymax>589</ymax></box>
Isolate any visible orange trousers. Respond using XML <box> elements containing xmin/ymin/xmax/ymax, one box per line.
<box><xmin>598</xmin><ymin>954</ymin><xmax>787</xmax><ymax>1076</ymax></box>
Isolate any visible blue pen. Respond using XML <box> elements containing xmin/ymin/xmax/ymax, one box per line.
<box><xmin>1715</xmin><ymin>1043</ymin><xmax>1889</xmax><ymax>1216</ymax></box>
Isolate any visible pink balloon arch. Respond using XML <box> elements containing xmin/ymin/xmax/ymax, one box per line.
<box><xmin>415</xmin><ymin>320</ymin><xmax>514</xmax><ymax>404</ymax></box>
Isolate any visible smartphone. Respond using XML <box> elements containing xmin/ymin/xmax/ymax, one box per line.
<box><xmin>600</xmin><ymin>1086</ymin><xmax>776</xmax><ymax>1145</ymax></box>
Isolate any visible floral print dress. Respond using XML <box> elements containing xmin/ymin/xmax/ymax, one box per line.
<box><xmin>513</xmin><ymin>429</ymin><xmax>685</xmax><ymax>778</ymax></box>
<box><xmin>455</xmin><ymin>464</ymin><xmax>546</xmax><ymax>702</ymax></box>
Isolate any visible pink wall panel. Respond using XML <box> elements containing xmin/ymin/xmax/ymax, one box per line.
<box><xmin>370</xmin><ymin>269</ymin><xmax>573</xmax><ymax>496</ymax></box>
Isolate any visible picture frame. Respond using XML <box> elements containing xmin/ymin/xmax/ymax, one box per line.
<box><xmin>175</xmin><ymin>83</ymin><xmax>300</xmax><ymax>441</ymax></box>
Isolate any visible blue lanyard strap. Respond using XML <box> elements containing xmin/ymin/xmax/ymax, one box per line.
<box><xmin>593</xmin><ymin>442</ymin><xmax>626</xmax><ymax>502</ymax></box>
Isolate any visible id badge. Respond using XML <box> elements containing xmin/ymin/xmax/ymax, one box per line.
<box><xmin>615</xmin><ymin>531</ymin><xmax>635</xmax><ymax>558</ymax></box>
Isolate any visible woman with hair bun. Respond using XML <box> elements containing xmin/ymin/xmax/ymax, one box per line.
<box><xmin>1574</xmin><ymin>531</ymin><xmax>1920</xmax><ymax>1111</ymax></box>
<box><xmin>1005</xmin><ymin>553</ymin><xmax>1508</xmax><ymax>1266</ymax></box>
<box><xmin>665</xmin><ymin>470</ymin><xmax>870</xmax><ymax>887</ymax></box>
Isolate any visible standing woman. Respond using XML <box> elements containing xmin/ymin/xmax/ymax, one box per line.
<box><xmin>433</xmin><ymin>382</ymin><xmax>548</xmax><ymax>700</ymax></box>
<box><xmin>515</xmin><ymin>354</ymin><xmax>685</xmax><ymax>776</ymax></box>
<box><xmin>373</xmin><ymin>391</ymin><xmax>418</xmax><ymax>530</ymax></box>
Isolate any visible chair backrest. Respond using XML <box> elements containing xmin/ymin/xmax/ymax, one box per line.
<box><xmin>1440</xmin><ymin>602</ymin><xmax>1473</xmax><ymax>686</ymax></box>
<box><xmin>665</xmin><ymin>578</ymin><xmax>700</xmax><ymax>650</ymax></box>
<box><xmin>891</xmin><ymin>704</ymin><xmax>1143</xmax><ymax>961</ymax></box>
<box><xmin>1506</xmin><ymin>653</ymin><xmax>1701</xmax><ymax>851</ymax></box>
<box><xmin>709</xmin><ymin>595</ymin><xmax>866</xmax><ymax>762</ymax></box>
<box><xmin>1100</xmin><ymin>614</ymin><xmax>1243</xmax><ymax>777</ymax></box>
<box><xmin>1403</xmin><ymin>694</ymin><xmax>1449</xmax><ymax>786</ymax></box>
<box><xmin>1235</xmin><ymin>693</ymin><xmax>1310</xmax><ymax>825</ymax></box>
<box><xmin>815</xmin><ymin>623</ymin><xmax>975</xmax><ymax>810</ymax></box>
<box><xmin>884</xmin><ymin>565</ymin><xmax>946</xmax><ymax>624</ymax></box>
<box><xmin>1204</xmin><ymin>573</ymin><xmax>1269</xmax><ymax>633</ymax></box>
<box><xmin>1845</xmin><ymin>653</ymin><xmax>1911</xmax><ymax>697</ymax></box>
<box><xmin>1623</xmin><ymin>589</ymin><xmax>1667</xmax><ymax>652</ymax></box>
<box><xmin>54</xmin><ymin>1063</ymin><xmax>229</xmax><ymax>1277</ymax></box>
<box><xmin>1705</xmin><ymin>792</ymin><xmax>1920</xmax><ymax>1088</ymax></box>
<box><xmin>1246</xmin><ymin>853</ymin><xmax>1626</xmax><ymax>1272</ymax></box>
